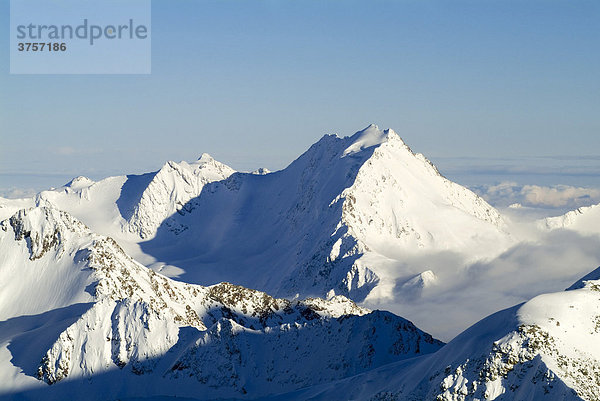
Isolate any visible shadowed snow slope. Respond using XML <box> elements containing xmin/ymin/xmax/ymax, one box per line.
<box><xmin>263</xmin><ymin>267</ymin><xmax>600</xmax><ymax>401</ymax></box>
<box><xmin>0</xmin><ymin>205</ymin><xmax>443</xmax><ymax>400</ymax></box>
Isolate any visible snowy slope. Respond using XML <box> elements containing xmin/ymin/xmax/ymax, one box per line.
<box><xmin>265</xmin><ymin>267</ymin><xmax>600</xmax><ymax>401</ymax></box>
<box><xmin>2</xmin><ymin>125</ymin><xmax>599</xmax><ymax>399</ymax></box>
<box><xmin>542</xmin><ymin>203</ymin><xmax>600</xmax><ymax>236</ymax></box>
<box><xmin>0</xmin><ymin>205</ymin><xmax>206</xmax><ymax>322</ymax></box>
<box><xmin>0</xmin><ymin>205</ymin><xmax>443</xmax><ymax>400</ymax></box>
<box><xmin>0</xmin><ymin>206</ymin><xmax>94</xmax><ymax>320</ymax></box>
<box><xmin>8</xmin><ymin>126</ymin><xmax>600</xmax><ymax>343</ymax></box>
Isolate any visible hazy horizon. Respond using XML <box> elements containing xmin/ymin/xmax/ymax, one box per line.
<box><xmin>1</xmin><ymin>1</ymin><xmax>599</xmax><ymax>200</ymax></box>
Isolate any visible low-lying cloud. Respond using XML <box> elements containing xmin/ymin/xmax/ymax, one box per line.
<box><xmin>367</xmin><ymin>230</ymin><xmax>600</xmax><ymax>341</ymax></box>
<box><xmin>473</xmin><ymin>181</ymin><xmax>600</xmax><ymax>209</ymax></box>
<box><xmin>521</xmin><ymin>184</ymin><xmax>600</xmax><ymax>207</ymax></box>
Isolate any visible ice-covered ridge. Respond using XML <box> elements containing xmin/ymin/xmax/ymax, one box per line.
<box><xmin>339</xmin><ymin>125</ymin><xmax>506</xmax><ymax>253</ymax></box>
<box><xmin>0</xmin><ymin>152</ymin><xmax>237</xmax><ymax>241</ymax></box>
<box><xmin>64</xmin><ymin>176</ymin><xmax>95</xmax><ymax>190</ymax></box>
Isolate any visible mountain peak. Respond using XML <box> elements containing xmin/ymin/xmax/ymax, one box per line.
<box><xmin>251</xmin><ymin>167</ymin><xmax>271</xmax><ymax>175</ymax></box>
<box><xmin>64</xmin><ymin>176</ymin><xmax>95</xmax><ymax>189</ymax></box>
<box><xmin>197</xmin><ymin>152</ymin><xmax>214</xmax><ymax>163</ymax></box>
<box><xmin>126</xmin><ymin>155</ymin><xmax>235</xmax><ymax>239</ymax></box>
<box><xmin>5</xmin><ymin>205</ymin><xmax>88</xmax><ymax>262</ymax></box>
<box><xmin>343</xmin><ymin>124</ymin><xmax>402</xmax><ymax>156</ymax></box>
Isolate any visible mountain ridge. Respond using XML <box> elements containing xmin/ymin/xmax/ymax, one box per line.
<box><xmin>0</xmin><ymin>124</ymin><xmax>527</xmax><ymax>339</ymax></box>
<box><xmin>0</xmin><ymin>203</ymin><xmax>444</xmax><ymax>400</ymax></box>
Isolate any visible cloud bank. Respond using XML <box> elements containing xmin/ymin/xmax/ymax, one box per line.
<box><xmin>367</xmin><ymin>230</ymin><xmax>600</xmax><ymax>341</ymax></box>
<box><xmin>473</xmin><ymin>182</ymin><xmax>600</xmax><ymax>209</ymax></box>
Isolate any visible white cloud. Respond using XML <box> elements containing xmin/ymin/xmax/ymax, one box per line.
<box><xmin>474</xmin><ymin>182</ymin><xmax>600</xmax><ymax>209</ymax></box>
<box><xmin>367</xmin><ymin>230</ymin><xmax>600</xmax><ymax>341</ymax></box>
<box><xmin>520</xmin><ymin>184</ymin><xmax>600</xmax><ymax>207</ymax></box>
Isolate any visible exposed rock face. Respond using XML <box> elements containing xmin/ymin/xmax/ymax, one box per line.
<box><xmin>7</xmin><ymin>207</ymin><xmax>86</xmax><ymax>260</ymax></box>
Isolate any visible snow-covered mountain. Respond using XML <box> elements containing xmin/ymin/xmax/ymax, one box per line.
<box><xmin>134</xmin><ymin>125</ymin><xmax>512</xmax><ymax>302</ymax></box>
<box><xmin>2</xmin><ymin>124</ymin><xmax>599</xmax><ymax>400</ymax></box>
<box><xmin>264</xmin><ymin>267</ymin><xmax>600</xmax><ymax>401</ymax></box>
<box><xmin>0</xmin><ymin>154</ymin><xmax>234</xmax><ymax>243</ymax></box>
<box><xmin>0</xmin><ymin>205</ymin><xmax>443</xmax><ymax>400</ymax></box>
<box><xmin>542</xmin><ymin>202</ymin><xmax>600</xmax><ymax>237</ymax></box>
<box><xmin>0</xmin><ymin>125</ymin><xmax>512</xmax><ymax>305</ymax></box>
<box><xmin>123</xmin><ymin>153</ymin><xmax>235</xmax><ymax>239</ymax></box>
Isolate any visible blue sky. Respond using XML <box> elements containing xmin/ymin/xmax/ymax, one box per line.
<box><xmin>1</xmin><ymin>0</ymin><xmax>599</xmax><ymax>194</ymax></box>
